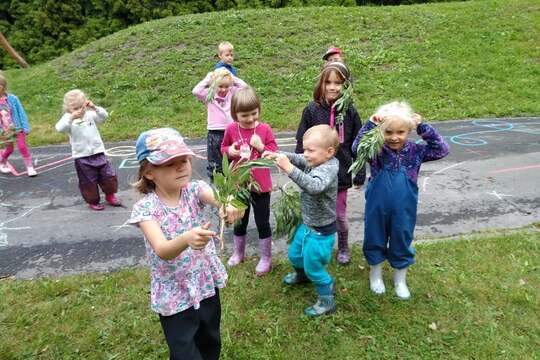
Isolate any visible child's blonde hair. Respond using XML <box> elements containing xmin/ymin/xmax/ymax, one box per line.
<box><xmin>63</xmin><ymin>89</ymin><xmax>87</xmax><ymax>112</ymax></box>
<box><xmin>211</xmin><ymin>68</ymin><xmax>233</xmax><ymax>84</ymax></box>
<box><xmin>375</xmin><ymin>101</ymin><xmax>417</xmax><ymax>132</ymax></box>
<box><xmin>0</xmin><ymin>71</ymin><xmax>7</xmax><ymax>89</ymax></box>
<box><xmin>231</xmin><ymin>87</ymin><xmax>260</xmax><ymax>121</ymax></box>
<box><xmin>217</xmin><ymin>41</ymin><xmax>234</xmax><ymax>55</ymax></box>
<box><xmin>304</xmin><ymin>124</ymin><xmax>340</xmax><ymax>154</ymax></box>
<box><xmin>132</xmin><ymin>159</ymin><xmax>156</xmax><ymax>194</ymax></box>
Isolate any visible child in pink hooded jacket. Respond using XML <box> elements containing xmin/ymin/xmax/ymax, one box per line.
<box><xmin>192</xmin><ymin>68</ymin><xmax>247</xmax><ymax>181</ymax></box>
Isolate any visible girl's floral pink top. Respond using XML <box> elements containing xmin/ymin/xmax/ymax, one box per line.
<box><xmin>129</xmin><ymin>180</ymin><xmax>227</xmax><ymax>316</ymax></box>
<box><xmin>0</xmin><ymin>97</ymin><xmax>15</xmax><ymax>137</ymax></box>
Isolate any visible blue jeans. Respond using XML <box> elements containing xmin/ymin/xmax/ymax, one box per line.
<box><xmin>288</xmin><ymin>223</ymin><xmax>336</xmax><ymax>287</ymax></box>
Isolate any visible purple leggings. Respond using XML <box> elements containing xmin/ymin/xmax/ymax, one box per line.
<box><xmin>0</xmin><ymin>132</ymin><xmax>33</xmax><ymax>167</ymax></box>
<box><xmin>336</xmin><ymin>189</ymin><xmax>349</xmax><ymax>233</ymax></box>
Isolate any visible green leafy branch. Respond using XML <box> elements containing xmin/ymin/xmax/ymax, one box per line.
<box><xmin>348</xmin><ymin>126</ymin><xmax>384</xmax><ymax>177</ymax></box>
<box><xmin>333</xmin><ymin>79</ymin><xmax>354</xmax><ymax>126</ymax></box>
<box><xmin>212</xmin><ymin>155</ymin><xmax>274</xmax><ymax>249</ymax></box>
<box><xmin>205</xmin><ymin>81</ymin><xmax>217</xmax><ymax>103</ymax></box>
<box><xmin>272</xmin><ymin>182</ymin><xmax>302</xmax><ymax>244</ymax></box>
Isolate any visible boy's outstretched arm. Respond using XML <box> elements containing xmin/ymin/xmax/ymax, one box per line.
<box><xmin>288</xmin><ymin>162</ymin><xmax>337</xmax><ymax>195</ymax></box>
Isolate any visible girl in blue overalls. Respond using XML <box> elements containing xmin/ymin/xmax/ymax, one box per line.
<box><xmin>352</xmin><ymin>101</ymin><xmax>449</xmax><ymax>299</ymax></box>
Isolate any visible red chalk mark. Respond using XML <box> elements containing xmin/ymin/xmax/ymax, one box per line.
<box><xmin>465</xmin><ymin>148</ymin><xmax>488</xmax><ymax>156</ymax></box>
<box><xmin>489</xmin><ymin>164</ymin><xmax>540</xmax><ymax>174</ymax></box>
<box><xmin>2</xmin><ymin>156</ymin><xmax>72</xmax><ymax>177</ymax></box>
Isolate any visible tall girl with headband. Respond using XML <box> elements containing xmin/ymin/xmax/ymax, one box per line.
<box><xmin>192</xmin><ymin>68</ymin><xmax>248</xmax><ymax>181</ymax></box>
<box><xmin>295</xmin><ymin>62</ymin><xmax>365</xmax><ymax>265</ymax></box>
<box><xmin>0</xmin><ymin>71</ymin><xmax>37</xmax><ymax>176</ymax></box>
<box><xmin>130</xmin><ymin>128</ymin><xmax>244</xmax><ymax>360</ymax></box>
<box><xmin>220</xmin><ymin>87</ymin><xmax>278</xmax><ymax>276</ymax></box>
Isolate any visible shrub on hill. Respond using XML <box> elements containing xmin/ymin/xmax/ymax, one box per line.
<box><xmin>1</xmin><ymin>0</ymin><xmax>461</xmax><ymax>68</ymax></box>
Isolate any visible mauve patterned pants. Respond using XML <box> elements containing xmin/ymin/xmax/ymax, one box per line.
<box><xmin>74</xmin><ymin>153</ymin><xmax>118</xmax><ymax>205</ymax></box>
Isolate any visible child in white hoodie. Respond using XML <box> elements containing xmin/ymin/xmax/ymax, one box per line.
<box><xmin>55</xmin><ymin>89</ymin><xmax>122</xmax><ymax>211</ymax></box>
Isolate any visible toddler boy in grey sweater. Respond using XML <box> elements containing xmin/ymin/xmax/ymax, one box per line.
<box><xmin>264</xmin><ymin>124</ymin><xmax>339</xmax><ymax>317</ymax></box>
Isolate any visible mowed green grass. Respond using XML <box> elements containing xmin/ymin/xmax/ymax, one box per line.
<box><xmin>3</xmin><ymin>0</ymin><xmax>539</xmax><ymax>146</ymax></box>
<box><xmin>1</xmin><ymin>228</ymin><xmax>539</xmax><ymax>359</ymax></box>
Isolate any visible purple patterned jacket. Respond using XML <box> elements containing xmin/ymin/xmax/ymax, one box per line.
<box><xmin>352</xmin><ymin>121</ymin><xmax>450</xmax><ymax>184</ymax></box>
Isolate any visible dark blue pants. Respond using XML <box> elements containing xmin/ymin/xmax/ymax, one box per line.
<box><xmin>159</xmin><ymin>290</ymin><xmax>221</xmax><ymax>360</ymax></box>
<box><xmin>363</xmin><ymin>168</ymin><xmax>418</xmax><ymax>269</ymax></box>
<box><xmin>206</xmin><ymin>130</ymin><xmax>224</xmax><ymax>181</ymax></box>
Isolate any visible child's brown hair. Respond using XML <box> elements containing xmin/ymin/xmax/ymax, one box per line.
<box><xmin>231</xmin><ymin>87</ymin><xmax>260</xmax><ymax>121</ymax></box>
<box><xmin>313</xmin><ymin>62</ymin><xmax>351</xmax><ymax>105</ymax></box>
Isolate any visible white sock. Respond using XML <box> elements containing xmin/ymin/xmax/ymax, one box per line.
<box><xmin>369</xmin><ymin>263</ymin><xmax>386</xmax><ymax>295</ymax></box>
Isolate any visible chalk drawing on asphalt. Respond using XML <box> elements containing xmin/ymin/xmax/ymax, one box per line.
<box><xmin>449</xmin><ymin>120</ymin><xmax>540</xmax><ymax>146</ymax></box>
<box><xmin>422</xmin><ymin>161</ymin><xmax>467</xmax><ymax>193</ymax></box>
<box><xmin>105</xmin><ymin>145</ymin><xmax>136</xmax><ymax>158</ymax></box>
<box><xmin>0</xmin><ymin>155</ymin><xmax>72</xmax><ymax>177</ymax></box>
<box><xmin>0</xmin><ymin>202</ymin><xmax>47</xmax><ymax>246</ymax></box>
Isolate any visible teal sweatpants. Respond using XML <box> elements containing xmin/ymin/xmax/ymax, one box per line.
<box><xmin>288</xmin><ymin>223</ymin><xmax>336</xmax><ymax>287</ymax></box>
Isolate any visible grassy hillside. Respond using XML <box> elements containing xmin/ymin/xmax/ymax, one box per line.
<box><xmin>4</xmin><ymin>0</ymin><xmax>539</xmax><ymax>145</ymax></box>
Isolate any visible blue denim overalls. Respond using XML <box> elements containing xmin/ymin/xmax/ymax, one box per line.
<box><xmin>363</xmin><ymin>155</ymin><xmax>418</xmax><ymax>269</ymax></box>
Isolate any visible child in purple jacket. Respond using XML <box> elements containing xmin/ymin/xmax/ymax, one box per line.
<box><xmin>352</xmin><ymin>101</ymin><xmax>449</xmax><ymax>300</ymax></box>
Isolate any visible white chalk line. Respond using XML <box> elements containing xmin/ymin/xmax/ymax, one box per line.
<box><xmin>422</xmin><ymin>161</ymin><xmax>468</xmax><ymax>193</ymax></box>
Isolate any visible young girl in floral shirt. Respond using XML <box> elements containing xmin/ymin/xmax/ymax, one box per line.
<box><xmin>129</xmin><ymin>128</ymin><xmax>244</xmax><ymax>360</ymax></box>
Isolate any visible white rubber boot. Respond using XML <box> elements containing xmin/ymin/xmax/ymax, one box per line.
<box><xmin>393</xmin><ymin>267</ymin><xmax>411</xmax><ymax>300</ymax></box>
<box><xmin>369</xmin><ymin>262</ymin><xmax>386</xmax><ymax>295</ymax></box>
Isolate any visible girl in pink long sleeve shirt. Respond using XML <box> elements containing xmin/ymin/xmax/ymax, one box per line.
<box><xmin>192</xmin><ymin>68</ymin><xmax>247</xmax><ymax>181</ymax></box>
<box><xmin>220</xmin><ymin>87</ymin><xmax>278</xmax><ymax>276</ymax></box>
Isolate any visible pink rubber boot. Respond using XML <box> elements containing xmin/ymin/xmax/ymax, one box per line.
<box><xmin>255</xmin><ymin>237</ymin><xmax>272</xmax><ymax>276</ymax></box>
<box><xmin>227</xmin><ymin>235</ymin><xmax>246</xmax><ymax>267</ymax></box>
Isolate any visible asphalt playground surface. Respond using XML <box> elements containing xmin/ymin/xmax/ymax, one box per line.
<box><xmin>1</xmin><ymin>117</ymin><xmax>539</xmax><ymax>279</ymax></box>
